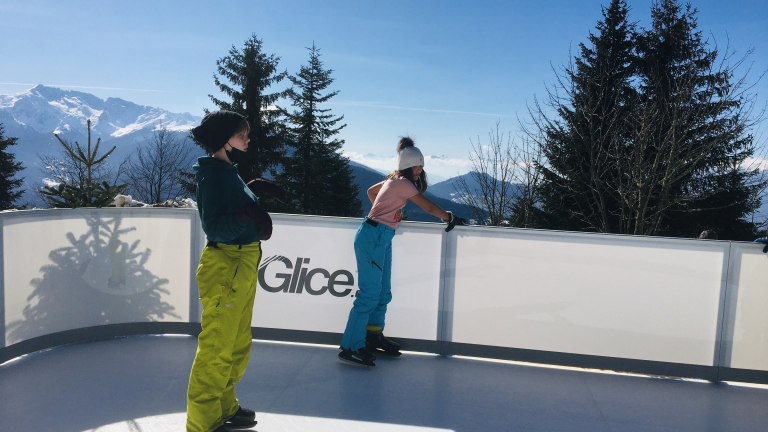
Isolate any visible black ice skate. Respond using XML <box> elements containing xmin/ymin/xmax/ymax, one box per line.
<box><xmin>225</xmin><ymin>405</ymin><xmax>257</xmax><ymax>429</ymax></box>
<box><xmin>366</xmin><ymin>330</ymin><xmax>402</xmax><ymax>357</ymax></box>
<box><xmin>339</xmin><ymin>346</ymin><xmax>376</xmax><ymax>367</ymax></box>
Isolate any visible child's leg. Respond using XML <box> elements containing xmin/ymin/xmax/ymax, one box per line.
<box><xmin>186</xmin><ymin>246</ymin><xmax>248</xmax><ymax>432</ymax></box>
<box><xmin>220</xmin><ymin>243</ymin><xmax>261</xmax><ymax>421</ymax></box>
<box><xmin>368</xmin><ymin>237</ymin><xmax>393</xmax><ymax>330</ymax></box>
<box><xmin>341</xmin><ymin>223</ymin><xmax>386</xmax><ymax>351</ymax></box>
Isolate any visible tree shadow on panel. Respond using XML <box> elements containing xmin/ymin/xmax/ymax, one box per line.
<box><xmin>6</xmin><ymin>212</ymin><xmax>180</xmax><ymax>344</ymax></box>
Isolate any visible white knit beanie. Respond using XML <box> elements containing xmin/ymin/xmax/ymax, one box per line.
<box><xmin>398</xmin><ymin>145</ymin><xmax>424</xmax><ymax>171</ymax></box>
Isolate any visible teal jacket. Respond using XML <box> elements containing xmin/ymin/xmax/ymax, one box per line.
<box><xmin>194</xmin><ymin>156</ymin><xmax>261</xmax><ymax>245</ymax></box>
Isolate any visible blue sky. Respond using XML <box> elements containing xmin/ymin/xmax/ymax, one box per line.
<box><xmin>1</xmin><ymin>0</ymin><xmax>766</xmax><ymax>180</ymax></box>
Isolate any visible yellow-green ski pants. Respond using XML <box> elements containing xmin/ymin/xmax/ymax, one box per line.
<box><xmin>186</xmin><ymin>242</ymin><xmax>261</xmax><ymax>432</ymax></box>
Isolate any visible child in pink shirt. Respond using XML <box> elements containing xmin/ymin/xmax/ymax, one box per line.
<box><xmin>367</xmin><ymin>176</ymin><xmax>419</xmax><ymax>229</ymax></box>
<box><xmin>339</xmin><ymin>137</ymin><xmax>465</xmax><ymax>367</ymax></box>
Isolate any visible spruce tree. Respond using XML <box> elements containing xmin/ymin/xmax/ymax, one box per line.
<box><xmin>177</xmin><ymin>169</ymin><xmax>197</xmax><ymax>199</ymax></box>
<box><xmin>535</xmin><ymin>0</ymin><xmax>637</xmax><ymax>232</ymax></box>
<box><xmin>0</xmin><ymin>124</ymin><xmax>25</xmax><ymax>209</ymax></box>
<box><xmin>40</xmin><ymin>119</ymin><xmax>128</xmax><ymax>208</ymax></box>
<box><xmin>278</xmin><ymin>43</ymin><xmax>362</xmax><ymax>217</ymax></box>
<box><xmin>208</xmin><ymin>34</ymin><xmax>289</xmax><ymax>184</ymax></box>
<box><xmin>531</xmin><ymin>0</ymin><xmax>763</xmax><ymax>240</ymax></box>
<box><xmin>631</xmin><ymin>0</ymin><xmax>763</xmax><ymax>239</ymax></box>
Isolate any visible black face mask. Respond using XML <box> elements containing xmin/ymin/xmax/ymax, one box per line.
<box><xmin>225</xmin><ymin>146</ymin><xmax>248</xmax><ymax>165</ymax></box>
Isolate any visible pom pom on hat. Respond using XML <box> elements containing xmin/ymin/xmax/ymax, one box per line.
<box><xmin>191</xmin><ymin>111</ymin><xmax>246</xmax><ymax>154</ymax></box>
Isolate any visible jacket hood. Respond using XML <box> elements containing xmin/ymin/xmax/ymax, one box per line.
<box><xmin>193</xmin><ymin>156</ymin><xmax>238</xmax><ymax>180</ymax></box>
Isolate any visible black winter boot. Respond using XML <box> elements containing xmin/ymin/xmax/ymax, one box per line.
<box><xmin>366</xmin><ymin>329</ymin><xmax>402</xmax><ymax>357</ymax></box>
<box><xmin>224</xmin><ymin>405</ymin><xmax>257</xmax><ymax>429</ymax></box>
<box><xmin>338</xmin><ymin>346</ymin><xmax>376</xmax><ymax>367</ymax></box>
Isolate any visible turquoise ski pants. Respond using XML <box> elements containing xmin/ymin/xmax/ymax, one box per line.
<box><xmin>341</xmin><ymin>219</ymin><xmax>395</xmax><ymax>351</ymax></box>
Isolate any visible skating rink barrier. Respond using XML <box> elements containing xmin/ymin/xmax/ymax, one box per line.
<box><xmin>1</xmin><ymin>208</ymin><xmax>767</xmax><ymax>383</ymax></box>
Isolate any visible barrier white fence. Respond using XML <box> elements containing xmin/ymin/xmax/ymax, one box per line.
<box><xmin>1</xmin><ymin>208</ymin><xmax>766</xmax><ymax>383</ymax></box>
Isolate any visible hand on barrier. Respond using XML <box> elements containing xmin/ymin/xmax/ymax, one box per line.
<box><xmin>443</xmin><ymin>211</ymin><xmax>466</xmax><ymax>232</ymax></box>
<box><xmin>247</xmin><ymin>178</ymin><xmax>287</xmax><ymax>204</ymax></box>
<box><xmin>238</xmin><ymin>202</ymin><xmax>273</xmax><ymax>240</ymax></box>
<box><xmin>754</xmin><ymin>238</ymin><xmax>768</xmax><ymax>253</ymax></box>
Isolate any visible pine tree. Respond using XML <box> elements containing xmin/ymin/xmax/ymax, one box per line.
<box><xmin>40</xmin><ymin>119</ymin><xmax>128</xmax><ymax>208</ymax></box>
<box><xmin>530</xmin><ymin>0</ymin><xmax>763</xmax><ymax>240</ymax></box>
<box><xmin>277</xmin><ymin>43</ymin><xmax>362</xmax><ymax>217</ymax></box>
<box><xmin>177</xmin><ymin>169</ymin><xmax>197</xmax><ymax>199</ymax></box>
<box><xmin>631</xmin><ymin>0</ymin><xmax>763</xmax><ymax>239</ymax></box>
<box><xmin>178</xmin><ymin>131</ymin><xmax>201</xmax><ymax>199</ymax></box>
<box><xmin>0</xmin><ymin>123</ymin><xmax>25</xmax><ymax>209</ymax></box>
<box><xmin>534</xmin><ymin>0</ymin><xmax>637</xmax><ymax>232</ymax></box>
<box><xmin>208</xmin><ymin>34</ymin><xmax>289</xmax><ymax>185</ymax></box>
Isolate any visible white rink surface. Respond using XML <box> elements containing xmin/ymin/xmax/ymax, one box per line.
<box><xmin>83</xmin><ymin>412</ymin><xmax>452</xmax><ymax>432</ymax></box>
<box><xmin>2</xmin><ymin>335</ymin><xmax>768</xmax><ymax>432</ymax></box>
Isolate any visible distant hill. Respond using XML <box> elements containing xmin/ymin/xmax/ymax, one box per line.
<box><xmin>347</xmin><ymin>161</ymin><xmax>475</xmax><ymax>222</ymax></box>
<box><xmin>400</xmin><ymin>192</ymin><xmax>475</xmax><ymax>223</ymax></box>
<box><xmin>427</xmin><ymin>174</ymin><xmax>466</xmax><ymax>202</ymax></box>
<box><xmin>428</xmin><ymin>171</ymin><xmax>521</xmax><ymax>203</ymax></box>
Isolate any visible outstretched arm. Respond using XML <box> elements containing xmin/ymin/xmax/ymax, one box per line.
<box><xmin>409</xmin><ymin>193</ymin><xmax>450</xmax><ymax>220</ymax></box>
<box><xmin>367</xmin><ymin>181</ymin><xmax>385</xmax><ymax>204</ymax></box>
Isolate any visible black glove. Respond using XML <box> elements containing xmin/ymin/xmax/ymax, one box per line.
<box><xmin>443</xmin><ymin>211</ymin><xmax>466</xmax><ymax>232</ymax></box>
<box><xmin>238</xmin><ymin>202</ymin><xmax>273</xmax><ymax>241</ymax></box>
<box><xmin>247</xmin><ymin>178</ymin><xmax>287</xmax><ymax>204</ymax></box>
<box><xmin>754</xmin><ymin>238</ymin><xmax>768</xmax><ymax>253</ymax></box>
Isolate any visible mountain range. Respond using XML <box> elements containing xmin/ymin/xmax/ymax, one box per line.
<box><xmin>1</xmin><ymin>85</ymin><xmax>478</xmax><ymax>219</ymax></box>
<box><xmin>0</xmin><ymin>85</ymin><xmax>202</xmax><ymax>205</ymax></box>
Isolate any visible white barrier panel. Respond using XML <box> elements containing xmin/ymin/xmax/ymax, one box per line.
<box><xmin>722</xmin><ymin>243</ymin><xmax>768</xmax><ymax>371</ymax></box>
<box><xmin>446</xmin><ymin>227</ymin><xmax>729</xmax><ymax>366</ymax></box>
<box><xmin>251</xmin><ymin>215</ymin><xmax>443</xmax><ymax>341</ymax></box>
<box><xmin>3</xmin><ymin>210</ymin><xmax>191</xmax><ymax>345</ymax></box>
<box><xmin>4</xmin><ymin>208</ymin><xmax>768</xmax><ymax>378</ymax></box>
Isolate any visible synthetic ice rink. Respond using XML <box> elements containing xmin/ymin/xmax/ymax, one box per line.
<box><xmin>2</xmin><ymin>334</ymin><xmax>767</xmax><ymax>432</ymax></box>
<box><xmin>3</xmin><ymin>209</ymin><xmax>768</xmax><ymax>431</ymax></box>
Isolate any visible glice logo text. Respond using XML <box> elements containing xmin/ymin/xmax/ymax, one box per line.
<box><xmin>258</xmin><ymin>255</ymin><xmax>355</xmax><ymax>297</ymax></box>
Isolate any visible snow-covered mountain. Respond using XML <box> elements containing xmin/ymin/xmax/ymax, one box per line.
<box><xmin>0</xmin><ymin>85</ymin><xmax>202</xmax><ymax>206</ymax></box>
<box><xmin>0</xmin><ymin>85</ymin><xmax>199</xmax><ymax>139</ymax></box>
<box><xmin>0</xmin><ymin>84</ymin><xmax>478</xmax><ymax>218</ymax></box>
